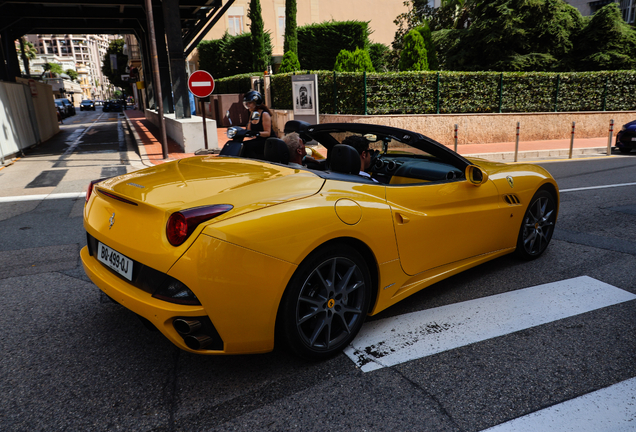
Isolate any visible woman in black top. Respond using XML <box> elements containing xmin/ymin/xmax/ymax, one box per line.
<box><xmin>243</xmin><ymin>90</ymin><xmax>276</xmax><ymax>158</ymax></box>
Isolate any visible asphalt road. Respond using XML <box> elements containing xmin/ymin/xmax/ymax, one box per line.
<box><xmin>0</xmin><ymin>112</ymin><xmax>635</xmax><ymax>431</ymax></box>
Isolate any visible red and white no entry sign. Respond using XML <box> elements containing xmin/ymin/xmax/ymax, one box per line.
<box><xmin>188</xmin><ymin>70</ymin><xmax>215</xmax><ymax>98</ymax></box>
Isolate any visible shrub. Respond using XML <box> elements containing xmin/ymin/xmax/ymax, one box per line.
<box><xmin>399</xmin><ymin>29</ymin><xmax>428</xmax><ymax>71</ymax></box>
<box><xmin>334</xmin><ymin>48</ymin><xmax>375</xmax><ymax>72</ymax></box>
<box><xmin>279</xmin><ymin>50</ymin><xmax>301</xmax><ymax>73</ymax></box>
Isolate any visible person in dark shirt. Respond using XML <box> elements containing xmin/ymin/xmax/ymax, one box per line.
<box><xmin>243</xmin><ymin>90</ymin><xmax>276</xmax><ymax>159</ymax></box>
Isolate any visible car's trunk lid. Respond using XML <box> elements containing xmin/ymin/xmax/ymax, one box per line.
<box><xmin>85</xmin><ymin>157</ymin><xmax>324</xmax><ymax>272</ymax></box>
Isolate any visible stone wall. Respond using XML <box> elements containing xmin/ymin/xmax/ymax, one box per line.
<box><xmin>271</xmin><ymin>110</ymin><xmax>636</xmax><ymax>146</ymax></box>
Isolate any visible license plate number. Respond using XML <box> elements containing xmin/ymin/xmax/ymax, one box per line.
<box><xmin>97</xmin><ymin>242</ymin><xmax>133</xmax><ymax>281</ymax></box>
<box><xmin>631</xmin><ymin>137</ymin><xmax>636</xmax><ymax>141</ymax></box>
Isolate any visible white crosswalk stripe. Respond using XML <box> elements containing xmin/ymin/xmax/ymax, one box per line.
<box><xmin>345</xmin><ymin>276</ymin><xmax>636</xmax><ymax>372</ymax></box>
<box><xmin>482</xmin><ymin>377</ymin><xmax>636</xmax><ymax>432</ymax></box>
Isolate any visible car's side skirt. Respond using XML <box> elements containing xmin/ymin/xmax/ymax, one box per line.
<box><xmin>370</xmin><ymin>247</ymin><xmax>515</xmax><ymax>315</ymax></box>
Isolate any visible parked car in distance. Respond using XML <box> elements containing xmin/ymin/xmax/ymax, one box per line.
<box><xmin>103</xmin><ymin>100</ymin><xmax>123</xmax><ymax>112</ymax></box>
<box><xmin>80</xmin><ymin>100</ymin><xmax>96</xmax><ymax>111</ymax></box>
<box><xmin>94</xmin><ymin>100</ymin><xmax>104</xmax><ymax>106</ymax></box>
<box><xmin>54</xmin><ymin>100</ymin><xmax>69</xmax><ymax>118</ymax></box>
<box><xmin>615</xmin><ymin>120</ymin><xmax>636</xmax><ymax>154</ymax></box>
<box><xmin>55</xmin><ymin>98</ymin><xmax>76</xmax><ymax>116</ymax></box>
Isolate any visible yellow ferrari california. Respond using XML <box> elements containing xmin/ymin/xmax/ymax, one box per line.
<box><xmin>81</xmin><ymin>121</ymin><xmax>559</xmax><ymax>359</ymax></box>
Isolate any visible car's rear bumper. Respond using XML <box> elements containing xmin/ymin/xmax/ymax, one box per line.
<box><xmin>81</xmin><ymin>232</ymin><xmax>296</xmax><ymax>354</ymax></box>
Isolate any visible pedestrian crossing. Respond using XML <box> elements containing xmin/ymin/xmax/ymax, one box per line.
<box><xmin>344</xmin><ymin>276</ymin><xmax>636</xmax><ymax>430</ymax></box>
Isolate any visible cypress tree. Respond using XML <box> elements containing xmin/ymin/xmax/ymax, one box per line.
<box><xmin>249</xmin><ymin>0</ymin><xmax>268</xmax><ymax>71</ymax></box>
<box><xmin>284</xmin><ymin>0</ymin><xmax>298</xmax><ymax>56</ymax></box>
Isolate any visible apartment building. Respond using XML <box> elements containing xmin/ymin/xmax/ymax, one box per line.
<box><xmin>25</xmin><ymin>34</ymin><xmax>116</xmax><ymax>100</ymax></box>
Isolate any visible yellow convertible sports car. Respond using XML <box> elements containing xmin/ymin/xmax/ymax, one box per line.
<box><xmin>81</xmin><ymin>121</ymin><xmax>559</xmax><ymax>359</ymax></box>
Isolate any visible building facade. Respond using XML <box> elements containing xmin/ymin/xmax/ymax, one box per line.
<box><xmin>25</xmin><ymin>34</ymin><xmax>116</xmax><ymax>101</ymax></box>
<box><xmin>196</xmin><ymin>0</ymin><xmax>410</xmax><ymax>63</ymax></box>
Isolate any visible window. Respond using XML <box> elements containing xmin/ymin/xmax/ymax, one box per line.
<box><xmin>228</xmin><ymin>15</ymin><xmax>243</xmax><ymax>35</ymax></box>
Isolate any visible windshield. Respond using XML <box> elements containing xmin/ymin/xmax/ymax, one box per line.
<box><xmin>323</xmin><ymin>131</ymin><xmax>434</xmax><ymax>158</ymax></box>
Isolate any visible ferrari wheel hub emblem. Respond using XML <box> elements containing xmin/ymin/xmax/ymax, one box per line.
<box><xmin>109</xmin><ymin>212</ymin><xmax>115</xmax><ymax>229</ymax></box>
<box><xmin>506</xmin><ymin>176</ymin><xmax>514</xmax><ymax>188</ymax></box>
<box><xmin>327</xmin><ymin>299</ymin><xmax>335</xmax><ymax>309</ymax></box>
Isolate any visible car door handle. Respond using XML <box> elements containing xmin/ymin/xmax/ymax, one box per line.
<box><xmin>395</xmin><ymin>212</ymin><xmax>410</xmax><ymax>224</ymax></box>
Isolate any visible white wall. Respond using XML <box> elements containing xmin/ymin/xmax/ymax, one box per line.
<box><xmin>0</xmin><ymin>80</ymin><xmax>59</xmax><ymax>162</ymax></box>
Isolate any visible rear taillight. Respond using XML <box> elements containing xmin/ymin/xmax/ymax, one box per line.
<box><xmin>166</xmin><ymin>204</ymin><xmax>233</xmax><ymax>246</ymax></box>
<box><xmin>86</xmin><ymin>178</ymin><xmax>113</xmax><ymax>203</ymax></box>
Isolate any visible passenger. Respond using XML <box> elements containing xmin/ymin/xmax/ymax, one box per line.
<box><xmin>282</xmin><ymin>132</ymin><xmax>306</xmax><ymax>168</ymax></box>
<box><xmin>341</xmin><ymin>135</ymin><xmax>378</xmax><ymax>182</ymax></box>
<box><xmin>243</xmin><ymin>90</ymin><xmax>276</xmax><ymax>159</ymax></box>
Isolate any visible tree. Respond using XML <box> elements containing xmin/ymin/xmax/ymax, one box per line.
<box><xmin>369</xmin><ymin>43</ymin><xmax>391</xmax><ymax>72</ymax></box>
<box><xmin>279</xmin><ymin>50</ymin><xmax>301</xmax><ymax>73</ymax></box>
<box><xmin>41</xmin><ymin>62</ymin><xmax>63</xmax><ymax>78</ymax></box>
<box><xmin>438</xmin><ymin>0</ymin><xmax>585</xmax><ymax>71</ymax></box>
<box><xmin>566</xmin><ymin>3</ymin><xmax>636</xmax><ymax>71</ymax></box>
<box><xmin>334</xmin><ymin>48</ymin><xmax>375</xmax><ymax>72</ymax></box>
<box><xmin>284</xmin><ymin>0</ymin><xmax>298</xmax><ymax>56</ymax></box>
<box><xmin>399</xmin><ymin>29</ymin><xmax>428</xmax><ymax>71</ymax></box>
<box><xmin>101</xmin><ymin>39</ymin><xmax>129</xmax><ymax>90</ymax></box>
<box><xmin>65</xmin><ymin>69</ymin><xmax>78</xmax><ymax>82</ymax></box>
<box><xmin>415</xmin><ymin>22</ymin><xmax>438</xmax><ymax>70</ymax></box>
<box><xmin>249</xmin><ymin>0</ymin><xmax>268</xmax><ymax>72</ymax></box>
<box><xmin>16</xmin><ymin>38</ymin><xmax>37</xmax><ymax>60</ymax></box>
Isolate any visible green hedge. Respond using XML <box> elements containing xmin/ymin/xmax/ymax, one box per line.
<box><xmin>297</xmin><ymin>21</ymin><xmax>371</xmax><ymax>71</ymax></box>
<box><xmin>217</xmin><ymin>70</ymin><xmax>636</xmax><ymax>114</ymax></box>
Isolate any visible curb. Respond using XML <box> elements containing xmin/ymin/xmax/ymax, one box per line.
<box><xmin>465</xmin><ymin>147</ymin><xmax>611</xmax><ymax>162</ymax></box>
<box><xmin>123</xmin><ymin>112</ymin><xmax>153</xmax><ymax>169</ymax></box>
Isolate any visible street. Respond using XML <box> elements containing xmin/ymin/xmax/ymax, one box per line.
<box><xmin>0</xmin><ymin>111</ymin><xmax>635</xmax><ymax>431</ymax></box>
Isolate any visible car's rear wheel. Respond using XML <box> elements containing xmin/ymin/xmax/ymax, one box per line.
<box><xmin>618</xmin><ymin>147</ymin><xmax>632</xmax><ymax>154</ymax></box>
<box><xmin>278</xmin><ymin>244</ymin><xmax>371</xmax><ymax>359</ymax></box>
<box><xmin>515</xmin><ymin>190</ymin><xmax>556</xmax><ymax>260</ymax></box>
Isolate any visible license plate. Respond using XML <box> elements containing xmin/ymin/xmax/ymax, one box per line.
<box><xmin>97</xmin><ymin>242</ymin><xmax>133</xmax><ymax>281</ymax></box>
<box><xmin>631</xmin><ymin>137</ymin><xmax>636</xmax><ymax>141</ymax></box>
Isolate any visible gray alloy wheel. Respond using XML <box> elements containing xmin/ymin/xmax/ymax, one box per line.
<box><xmin>515</xmin><ymin>190</ymin><xmax>556</xmax><ymax>260</ymax></box>
<box><xmin>279</xmin><ymin>244</ymin><xmax>371</xmax><ymax>359</ymax></box>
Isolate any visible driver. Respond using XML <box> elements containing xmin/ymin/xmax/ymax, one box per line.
<box><xmin>342</xmin><ymin>135</ymin><xmax>378</xmax><ymax>182</ymax></box>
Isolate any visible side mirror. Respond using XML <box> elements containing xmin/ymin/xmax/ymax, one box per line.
<box><xmin>225</xmin><ymin>110</ymin><xmax>232</xmax><ymax>126</ymax></box>
<box><xmin>465</xmin><ymin>165</ymin><xmax>488</xmax><ymax>186</ymax></box>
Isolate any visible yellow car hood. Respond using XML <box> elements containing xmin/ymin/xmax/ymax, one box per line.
<box><xmin>85</xmin><ymin>157</ymin><xmax>324</xmax><ymax>272</ymax></box>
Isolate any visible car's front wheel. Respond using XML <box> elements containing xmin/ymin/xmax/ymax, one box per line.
<box><xmin>515</xmin><ymin>190</ymin><xmax>556</xmax><ymax>260</ymax></box>
<box><xmin>278</xmin><ymin>244</ymin><xmax>371</xmax><ymax>359</ymax></box>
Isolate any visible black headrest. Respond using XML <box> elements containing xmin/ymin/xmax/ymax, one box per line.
<box><xmin>264</xmin><ymin>138</ymin><xmax>290</xmax><ymax>164</ymax></box>
<box><xmin>329</xmin><ymin>144</ymin><xmax>360</xmax><ymax>174</ymax></box>
<box><xmin>284</xmin><ymin>120</ymin><xmax>311</xmax><ymax>136</ymax></box>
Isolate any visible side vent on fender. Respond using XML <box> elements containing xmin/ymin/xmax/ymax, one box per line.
<box><xmin>503</xmin><ymin>194</ymin><xmax>522</xmax><ymax>205</ymax></box>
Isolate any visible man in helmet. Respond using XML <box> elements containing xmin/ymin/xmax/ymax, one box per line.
<box><xmin>243</xmin><ymin>90</ymin><xmax>276</xmax><ymax>159</ymax></box>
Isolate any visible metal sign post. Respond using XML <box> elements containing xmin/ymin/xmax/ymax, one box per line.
<box><xmin>188</xmin><ymin>70</ymin><xmax>215</xmax><ymax>149</ymax></box>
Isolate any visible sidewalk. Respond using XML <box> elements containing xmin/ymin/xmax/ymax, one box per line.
<box><xmin>124</xmin><ymin>110</ymin><xmax>614</xmax><ymax>165</ymax></box>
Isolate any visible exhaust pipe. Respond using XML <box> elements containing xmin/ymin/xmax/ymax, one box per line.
<box><xmin>173</xmin><ymin>318</ymin><xmax>202</xmax><ymax>335</ymax></box>
<box><xmin>184</xmin><ymin>334</ymin><xmax>214</xmax><ymax>350</ymax></box>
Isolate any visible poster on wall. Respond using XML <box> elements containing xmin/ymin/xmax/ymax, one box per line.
<box><xmin>292</xmin><ymin>74</ymin><xmax>319</xmax><ymax>124</ymax></box>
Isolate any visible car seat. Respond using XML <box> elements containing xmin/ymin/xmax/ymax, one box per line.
<box><xmin>263</xmin><ymin>138</ymin><xmax>290</xmax><ymax>164</ymax></box>
<box><xmin>329</xmin><ymin>144</ymin><xmax>360</xmax><ymax>174</ymax></box>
